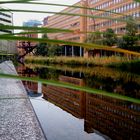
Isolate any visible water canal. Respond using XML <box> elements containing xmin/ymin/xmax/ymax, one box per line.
<box><xmin>16</xmin><ymin>64</ymin><xmax>140</xmax><ymax>140</ymax></box>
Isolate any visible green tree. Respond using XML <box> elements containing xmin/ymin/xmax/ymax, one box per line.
<box><xmin>118</xmin><ymin>17</ymin><xmax>138</xmax><ymax>48</ymax></box>
<box><xmin>122</xmin><ymin>35</ymin><xmax>138</xmax><ymax>48</ymax></box>
<box><xmin>48</xmin><ymin>44</ymin><xmax>62</xmax><ymax>56</ymax></box>
<box><xmin>85</xmin><ymin>31</ymin><xmax>102</xmax><ymax>45</ymax></box>
<box><xmin>103</xmin><ymin>28</ymin><xmax>117</xmax><ymax>46</ymax></box>
<box><xmin>35</xmin><ymin>34</ymin><xmax>49</xmax><ymax>56</ymax></box>
<box><xmin>126</xmin><ymin>18</ymin><xmax>138</xmax><ymax>36</ymax></box>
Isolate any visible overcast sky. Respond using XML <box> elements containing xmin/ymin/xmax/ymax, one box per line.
<box><xmin>3</xmin><ymin>0</ymin><xmax>80</xmax><ymax>26</ymax></box>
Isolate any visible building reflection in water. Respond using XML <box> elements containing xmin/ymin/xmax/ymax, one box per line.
<box><xmin>16</xmin><ymin>65</ymin><xmax>39</xmax><ymax>94</ymax></box>
<box><xmin>42</xmin><ymin>75</ymin><xmax>140</xmax><ymax>140</ymax></box>
<box><xmin>17</xmin><ymin>66</ymin><xmax>140</xmax><ymax>140</ymax></box>
<box><xmin>43</xmin><ymin>75</ymin><xmax>86</xmax><ymax>119</ymax></box>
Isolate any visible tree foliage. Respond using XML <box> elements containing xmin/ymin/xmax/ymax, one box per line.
<box><xmin>126</xmin><ymin>18</ymin><xmax>138</xmax><ymax>36</ymax></box>
<box><xmin>122</xmin><ymin>35</ymin><xmax>138</xmax><ymax>48</ymax></box>
<box><xmin>103</xmin><ymin>28</ymin><xmax>117</xmax><ymax>46</ymax></box>
<box><xmin>48</xmin><ymin>44</ymin><xmax>62</xmax><ymax>56</ymax></box>
<box><xmin>118</xmin><ymin>18</ymin><xmax>138</xmax><ymax>48</ymax></box>
<box><xmin>35</xmin><ymin>34</ymin><xmax>48</xmax><ymax>56</ymax></box>
<box><xmin>86</xmin><ymin>31</ymin><xmax>102</xmax><ymax>45</ymax></box>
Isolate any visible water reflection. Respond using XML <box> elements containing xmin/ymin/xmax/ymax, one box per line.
<box><xmin>16</xmin><ymin>65</ymin><xmax>42</xmax><ymax>97</ymax></box>
<box><xmin>17</xmin><ymin>65</ymin><xmax>140</xmax><ymax>140</ymax></box>
<box><xmin>23</xmin><ymin>64</ymin><xmax>140</xmax><ymax>97</ymax></box>
<box><xmin>42</xmin><ymin>75</ymin><xmax>140</xmax><ymax>140</ymax></box>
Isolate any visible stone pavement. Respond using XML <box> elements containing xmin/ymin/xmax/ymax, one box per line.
<box><xmin>0</xmin><ymin>61</ymin><xmax>46</xmax><ymax>140</ymax></box>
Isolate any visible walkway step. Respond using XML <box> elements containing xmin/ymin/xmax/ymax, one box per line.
<box><xmin>0</xmin><ymin>61</ymin><xmax>46</xmax><ymax>140</ymax></box>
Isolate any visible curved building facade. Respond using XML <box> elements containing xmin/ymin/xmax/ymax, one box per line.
<box><xmin>0</xmin><ymin>8</ymin><xmax>16</xmax><ymax>54</ymax></box>
<box><xmin>0</xmin><ymin>10</ymin><xmax>13</xmax><ymax>34</ymax></box>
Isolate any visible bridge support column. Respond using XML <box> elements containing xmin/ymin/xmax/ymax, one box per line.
<box><xmin>72</xmin><ymin>46</ymin><xmax>74</xmax><ymax>57</ymax></box>
<box><xmin>38</xmin><ymin>82</ymin><xmax>42</xmax><ymax>93</ymax></box>
<box><xmin>65</xmin><ymin>46</ymin><xmax>67</xmax><ymax>56</ymax></box>
<box><xmin>80</xmin><ymin>47</ymin><xmax>82</xmax><ymax>57</ymax></box>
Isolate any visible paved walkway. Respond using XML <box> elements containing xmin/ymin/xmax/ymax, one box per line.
<box><xmin>0</xmin><ymin>61</ymin><xmax>46</xmax><ymax>140</ymax></box>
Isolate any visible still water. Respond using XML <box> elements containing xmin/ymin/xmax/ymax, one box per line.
<box><xmin>17</xmin><ymin>65</ymin><xmax>140</xmax><ymax>140</ymax></box>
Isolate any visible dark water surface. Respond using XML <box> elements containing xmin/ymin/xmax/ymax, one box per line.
<box><xmin>17</xmin><ymin>65</ymin><xmax>140</xmax><ymax>140</ymax></box>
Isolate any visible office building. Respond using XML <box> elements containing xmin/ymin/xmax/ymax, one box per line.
<box><xmin>44</xmin><ymin>0</ymin><xmax>140</xmax><ymax>57</ymax></box>
<box><xmin>0</xmin><ymin>9</ymin><xmax>13</xmax><ymax>34</ymax></box>
<box><xmin>0</xmin><ymin>8</ymin><xmax>16</xmax><ymax>54</ymax></box>
<box><xmin>88</xmin><ymin>0</ymin><xmax>140</xmax><ymax>34</ymax></box>
<box><xmin>43</xmin><ymin>1</ymin><xmax>84</xmax><ymax>57</ymax></box>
